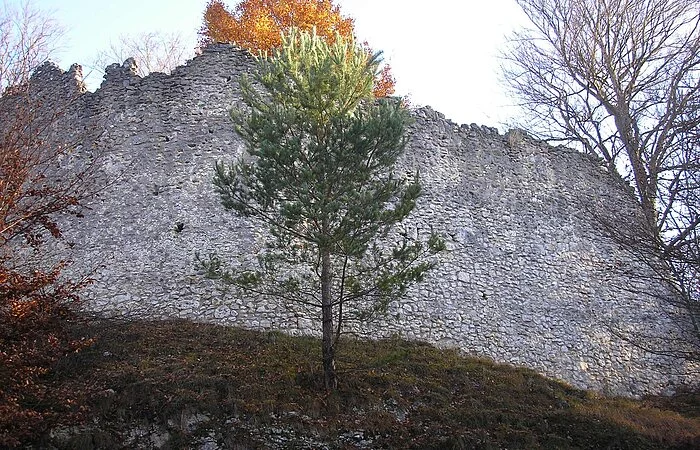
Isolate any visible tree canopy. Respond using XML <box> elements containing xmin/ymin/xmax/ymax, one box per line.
<box><xmin>199</xmin><ymin>0</ymin><xmax>395</xmax><ymax>98</ymax></box>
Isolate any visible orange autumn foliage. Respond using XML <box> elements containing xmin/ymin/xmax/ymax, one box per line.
<box><xmin>200</xmin><ymin>0</ymin><xmax>354</xmax><ymax>53</ymax></box>
<box><xmin>199</xmin><ymin>0</ymin><xmax>395</xmax><ymax>97</ymax></box>
<box><xmin>372</xmin><ymin>60</ymin><xmax>396</xmax><ymax>99</ymax></box>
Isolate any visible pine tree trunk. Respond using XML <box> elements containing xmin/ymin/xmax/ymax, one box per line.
<box><xmin>321</xmin><ymin>248</ymin><xmax>337</xmax><ymax>390</ymax></box>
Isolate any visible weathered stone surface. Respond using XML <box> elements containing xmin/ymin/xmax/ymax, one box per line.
<box><xmin>14</xmin><ymin>44</ymin><xmax>698</xmax><ymax>396</ymax></box>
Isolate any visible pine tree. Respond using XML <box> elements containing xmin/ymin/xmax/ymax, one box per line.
<box><xmin>211</xmin><ymin>29</ymin><xmax>444</xmax><ymax>390</ymax></box>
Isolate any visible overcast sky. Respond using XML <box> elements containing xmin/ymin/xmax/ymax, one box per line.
<box><xmin>29</xmin><ymin>0</ymin><xmax>529</xmax><ymax>130</ymax></box>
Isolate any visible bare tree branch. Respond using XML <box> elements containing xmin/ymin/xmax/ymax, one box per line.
<box><xmin>504</xmin><ymin>0</ymin><xmax>700</xmax><ymax>359</ymax></box>
<box><xmin>0</xmin><ymin>0</ymin><xmax>63</xmax><ymax>93</ymax></box>
<box><xmin>91</xmin><ymin>31</ymin><xmax>190</xmax><ymax>78</ymax></box>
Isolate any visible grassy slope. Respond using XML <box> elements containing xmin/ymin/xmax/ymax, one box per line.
<box><xmin>30</xmin><ymin>319</ymin><xmax>700</xmax><ymax>449</ymax></box>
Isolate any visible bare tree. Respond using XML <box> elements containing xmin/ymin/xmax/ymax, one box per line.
<box><xmin>0</xmin><ymin>0</ymin><xmax>63</xmax><ymax>92</ymax></box>
<box><xmin>92</xmin><ymin>31</ymin><xmax>190</xmax><ymax>78</ymax></box>
<box><xmin>503</xmin><ymin>0</ymin><xmax>700</xmax><ymax>357</ymax></box>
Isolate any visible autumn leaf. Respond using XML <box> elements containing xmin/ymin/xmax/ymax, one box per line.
<box><xmin>199</xmin><ymin>0</ymin><xmax>395</xmax><ymax>97</ymax></box>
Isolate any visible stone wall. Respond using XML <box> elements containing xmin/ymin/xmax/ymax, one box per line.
<box><xmin>14</xmin><ymin>44</ymin><xmax>698</xmax><ymax>396</ymax></box>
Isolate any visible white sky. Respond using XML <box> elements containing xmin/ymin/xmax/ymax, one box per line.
<box><xmin>30</xmin><ymin>0</ymin><xmax>529</xmax><ymax>130</ymax></box>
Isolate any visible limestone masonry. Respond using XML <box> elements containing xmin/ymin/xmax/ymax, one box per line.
<box><xmin>18</xmin><ymin>44</ymin><xmax>698</xmax><ymax>396</ymax></box>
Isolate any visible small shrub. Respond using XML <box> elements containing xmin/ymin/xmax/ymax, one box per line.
<box><xmin>0</xmin><ymin>265</ymin><xmax>92</xmax><ymax>447</ymax></box>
